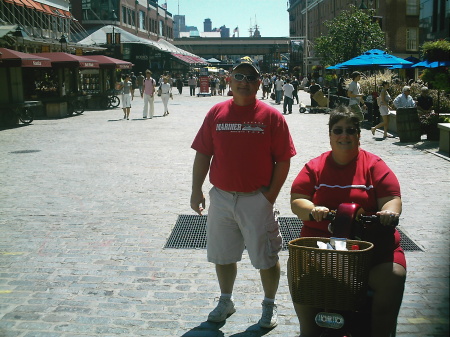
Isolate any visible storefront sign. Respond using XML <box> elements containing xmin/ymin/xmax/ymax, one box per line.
<box><xmin>136</xmin><ymin>55</ymin><xmax>149</xmax><ymax>60</ymax></box>
<box><xmin>80</xmin><ymin>62</ymin><xmax>97</xmax><ymax>68</ymax></box>
<box><xmin>199</xmin><ymin>76</ymin><xmax>209</xmax><ymax>94</ymax></box>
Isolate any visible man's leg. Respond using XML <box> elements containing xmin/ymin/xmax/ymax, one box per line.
<box><xmin>260</xmin><ymin>261</ymin><xmax>280</xmax><ymax>299</ymax></box>
<box><xmin>143</xmin><ymin>94</ymin><xmax>148</xmax><ymax>118</ymax></box>
<box><xmin>216</xmin><ymin>263</ymin><xmax>237</xmax><ymax>294</ymax></box>
<box><xmin>149</xmin><ymin>96</ymin><xmax>154</xmax><ymax>119</ymax></box>
<box><xmin>259</xmin><ymin>261</ymin><xmax>280</xmax><ymax>328</ymax></box>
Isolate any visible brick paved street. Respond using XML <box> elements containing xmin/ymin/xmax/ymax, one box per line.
<box><xmin>0</xmin><ymin>88</ymin><xmax>448</xmax><ymax>337</ymax></box>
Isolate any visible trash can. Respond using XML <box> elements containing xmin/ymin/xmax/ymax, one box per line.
<box><xmin>396</xmin><ymin>107</ymin><xmax>421</xmax><ymax>142</ymax></box>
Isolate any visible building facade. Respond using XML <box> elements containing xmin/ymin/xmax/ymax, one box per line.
<box><xmin>419</xmin><ymin>0</ymin><xmax>450</xmax><ymax>42</ymax></box>
<box><xmin>288</xmin><ymin>0</ymin><xmax>422</xmax><ymax>69</ymax></box>
<box><xmin>0</xmin><ymin>0</ymin><xmax>90</xmax><ymax>53</ymax></box>
<box><xmin>71</xmin><ymin>0</ymin><xmax>173</xmax><ymax>42</ymax></box>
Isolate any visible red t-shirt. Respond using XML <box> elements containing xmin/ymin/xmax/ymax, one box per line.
<box><xmin>291</xmin><ymin>149</ymin><xmax>401</xmax><ymax>237</ymax></box>
<box><xmin>192</xmin><ymin>99</ymin><xmax>296</xmax><ymax>192</ymax></box>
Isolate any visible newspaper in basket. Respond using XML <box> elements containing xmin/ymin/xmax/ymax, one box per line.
<box><xmin>288</xmin><ymin>237</ymin><xmax>374</xmax><ymax>311</ymax></box>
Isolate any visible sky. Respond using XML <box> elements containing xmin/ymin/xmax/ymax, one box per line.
<box><xmin>166</xmin><ymin>0</ymin><xmax>290</xmax><ymax>37</ymax></box>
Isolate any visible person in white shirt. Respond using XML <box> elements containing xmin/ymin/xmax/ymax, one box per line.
<box><xmin>142</xmin><ymin>70</ymin><xmax>156</xmax><ymax>119</ymax></box>
<box><xmin>347</xmin><ymin>71</ymin><xmax>366</xmax><ymax>120</ymax></box>
<box><xmin>282</xmin><ymin>78</ymin><xmax>295</xmax><ymax>114</ymax></box>
<box><xmin>393</xmin><ymin>86</ymin><xmax>416</xmax><ymax>109</ymax></box>
<box><xmin>274</xmin><ymin>76</ymin><xmax>284</xmax><ymax>104</ymax></box>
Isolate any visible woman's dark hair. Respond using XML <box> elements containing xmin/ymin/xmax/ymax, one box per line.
<box><xmin>381</xmin><ymin>80</ymin><xmax>389</xmax><ymax>86</ymax></box>
<box><xmin>328</xmin><ymin>106</ymin><xmax>361</xmax><ymax>133</ymax></box>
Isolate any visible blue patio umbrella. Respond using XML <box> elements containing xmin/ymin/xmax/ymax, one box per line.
<box><xmin>390</xmin><ymin>56</ymin><xmax>420</xmax><ymax>69</ymax></box>
<box><xmin>330</xmin><ymin>49</ymin><xmax>413</xmax><ymax>91</ymax></box>
<box><xmin>412</xmin><ymin>59</ymin><xmax>450</xmax><ymax>68</ymax></box>
<box><xmin>326</xmin><ymin>63</ymin><xmax>347</xmax><ymax>70</ymax></box>
<box><xmin>337</xmin><ymin>49</ymin><xmax>414</xmax><ymax>68</ymax></box>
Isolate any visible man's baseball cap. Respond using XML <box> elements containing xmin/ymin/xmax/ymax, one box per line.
<box><xmin>232</xmin><ymin>56</ymin><xmax>260</xmax><ymax>75</ymax></box>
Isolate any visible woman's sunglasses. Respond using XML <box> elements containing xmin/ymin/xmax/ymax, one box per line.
<box><xmin>233</xmin><ymin>73</ymin><xmax>259</xmax><ymax>82</ymax></box>
<box><xmin>331</xmin><ymin>127</ymin><xmax>359</xmax><ymax>135</ymax></box>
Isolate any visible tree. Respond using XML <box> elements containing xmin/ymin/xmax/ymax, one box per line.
<box><xmin>314</xmin><ymin>5</ymin><xmax>385</xmax><ymax>66</ymax></box>
<box><xmin>420</xmin><ymin>40</ymin><xmax>450</xmax><ymax>94</ymax></box>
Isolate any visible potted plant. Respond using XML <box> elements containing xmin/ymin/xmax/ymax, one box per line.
<box><xmin>419</xmin><ymin>113</ymin><xmax>450</xmax><ymax>141</ymax></box>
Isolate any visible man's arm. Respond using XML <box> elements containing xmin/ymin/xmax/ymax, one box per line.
<box><xmin>393</xmin><ymin>95</ymin><xmax>401</xmax><ymax>109</ymax></box>
<box><xmin>190</xmin><ymin>151</ymin><xmax>212</xmax><ymax>215</ymax></box>
<box><xmin>262</xmin><ymin>159</ymin><xmax>291</xmax><ymax>204</ymax></box>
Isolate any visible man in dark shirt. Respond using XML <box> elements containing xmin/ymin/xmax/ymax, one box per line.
<box><xmin>416</xmin><ymin>87</ymin><xmax>433</xmax><ymax>115</ymax></box>
<box><xmin>309</xmin><ymin>79</ymin><xmax>321</xmax><ymax>107</ymax></box>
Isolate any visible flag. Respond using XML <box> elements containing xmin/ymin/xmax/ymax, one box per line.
<box><xmin>233</xmin><ymin>27</ymin><xmax>239</xmax><ymax>33</ymax></box>
<box><xmin>161</xmin><ymin>2</ymin><xmax>167</xmax><ymax>9</ymax></box>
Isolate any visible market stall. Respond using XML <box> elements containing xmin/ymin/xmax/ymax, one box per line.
<box><xmin>83</xmin><ymin>55</ymin><xmax>133</xmax><ymax>109</ymax></box>
<box><xmin>0</xmin><ymin>48</ymin><xmax>52</xmax><ymax>127</ymax></box>
<box><xmin>33</xmin><ymin>52</ymin><xmax>99</xmax><ymax>117</ymax></box>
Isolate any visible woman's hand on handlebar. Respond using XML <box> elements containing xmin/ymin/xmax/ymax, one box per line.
<box><xmin>376</xmin><ymin>210</ymin><xmax>400</xmax><ymax>227</ymax></box>
<box><xmin>310</xmin><ymin>206</ymin><xmax>330</xmax><ymax>222</ymax></box>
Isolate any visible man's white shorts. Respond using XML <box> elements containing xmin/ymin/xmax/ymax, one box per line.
<box><xmin>206</xmin><ymin>187</ymin><xmax>282</xmax><ymax>269</ymax></box>
<box><xmin>122</xmin><ymin>94</ymin><xmax>131</xmax><ymax>108</ymax></box>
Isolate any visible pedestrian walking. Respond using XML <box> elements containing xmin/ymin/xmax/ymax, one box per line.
<box><xmin>130</xmin><ymin>72</ymin><xmax>137</xmax><ymax>100</ymax></box>
<box><xmin>137</xmin><ymin>72</ymin><xmax>145</xmax><ymax>96</ymax></box>
<box><xmin>118</xmin><ymin>74</ymin><xmax>132</xmax><ymax>119</ymax></box>
<box><xmin>190</xmin><ymin>58</ymin><xmax>296</xmax><ymax>329</ymax></box>
<box><xmin>188</xmin><ymin>74</ymin><xmax>197</xmax><ymax>96</ymax></box>
<box><xmin>176</xmin><ymin>75</ymin><xmax>184</xmax><ymax>95</ymax></box>
<box><xmin>282</xmin><ymin>78</ymin><xmax>294</xmax><ymax>114</ymax></box>
<box><xmin>160</xmin><ymin>76</ymin><xmax>172</xmax><ymax>116</ymax></box>
<box><xmin>274</xmin><ymin>76</ymin><xmax>284</xmax><ymax>104</ymax></box>
<box><xmin>142</xmin><ymin>70</ymin><xmax>156</xmax><ymax>119</ymax></box>
<box><xmin>347</xmin><ymin>71</ymin><xmax>366</xmax><ymax>120</ymax></box>
<box><xmin>372</xmin><ymin>81</ymin><xmax>392</xmax><ymax>138</ymax></box>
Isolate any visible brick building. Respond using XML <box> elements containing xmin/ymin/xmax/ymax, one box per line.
<box><xmin>70</xmin><ymin>0</ymin><xmax>173</xmax><ymax>42</ymax></box>
<box><xmin>288</xmin><ymin>0</ymin><xmax>421</xmax><ymax>70</ymax></box>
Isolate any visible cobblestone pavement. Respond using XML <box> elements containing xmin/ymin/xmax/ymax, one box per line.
<box><xmin>0</xmin><ymin>88</ymin><xmax>448</xmax><ymax>337</ymax></box>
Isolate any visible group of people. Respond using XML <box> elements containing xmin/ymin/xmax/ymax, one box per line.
<box><xmin>259</xmin><ymin>73</ymin><xmax>302</xmax><ymax>114</ymax></box>
<box><xmin>117</xmin><ymin>70</ymin><xmax>173</xmax><ymax>120</ymax></box>
<box><xmin>190</xmin><ymin>59</ymin><xmax>406</xmax><ymax>336</ymax></box>
<box><xmin>371</xmin><ymin>82</ymin><xmax>434</xmax><ymax>138</ymax></box>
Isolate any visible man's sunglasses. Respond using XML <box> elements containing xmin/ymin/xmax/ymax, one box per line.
<box><xmin>331</xmin><ymin>127</ymin><xmax>359</xmax><ymax>135</ymax></box>
<box><xmin>233</xmin><ymin>73</ymin><xmax>259</xmax><ymax>82</ymax></box>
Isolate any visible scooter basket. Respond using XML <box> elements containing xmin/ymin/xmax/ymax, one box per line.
<box><xmin>289</xmin><ymin>237</ymin><xmax>374</xmax><ymax>311</ymax></box>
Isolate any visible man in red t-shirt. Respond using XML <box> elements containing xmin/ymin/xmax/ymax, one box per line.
<box><xmin>190</xmin><ymin>58</ymin><xmax>296</xmax><ymax>328</ymax></box>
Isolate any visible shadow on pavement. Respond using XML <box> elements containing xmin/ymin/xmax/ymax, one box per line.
<box><xmin>181</xmin><ymin>321</ymin><xmax>225</xmax><ymax>337</ymax></box>
<box><xmin>181</xmin><ymin>321</ymin><xmax>275</xmax><ymax>337</ymax></box>
<box><xmin>228</xmin><ymin>323</ymin><xmax>275</xmax><ymax>337</ymax></box>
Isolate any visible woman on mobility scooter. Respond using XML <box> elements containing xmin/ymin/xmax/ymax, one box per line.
<box><xmin>288</xmin><ymin>106</ymin><xmax>406</xmax><ymax>337</ymax></box>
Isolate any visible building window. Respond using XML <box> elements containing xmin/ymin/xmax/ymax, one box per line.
<box><xmin>406</xmin><ymin>28</ymin><xmax>418</xmax><ymax>51</ymax></box>
<box><xmin>122</xmin><ymin>6</ymin><xmax>127</xmax><ymax>24</ymax></box>
<box><xmin>139</xmin><ymin>10</ymin><xmax>145</xmax><ymax>29</ymax></box>
<box><xmin>406</xmin><ymin>0</ymin><xmax>419</xmax><ymax>15</ymax></box>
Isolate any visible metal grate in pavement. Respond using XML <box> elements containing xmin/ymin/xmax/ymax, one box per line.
<box><xmin>165</xmin><ymin>215</ymin><xmax>422</xmax><ymax>251</ymax></box>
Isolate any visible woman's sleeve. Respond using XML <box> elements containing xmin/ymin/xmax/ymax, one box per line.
<box><xmin>372</xmin><ymin>159</ymin><xmax>401</xmax><ymax>198</ymax></box>
<box><xmin>291</xmin><ymin>161</ymin><xmax>317</xmax><ymax>197</ymax></box>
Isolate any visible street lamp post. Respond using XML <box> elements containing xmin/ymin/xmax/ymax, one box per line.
<box><xmin>14</xmin><ymin>26</ymin><xmax>27</xmax><ymax>51</ymax></box>
<box><xmin>359</xmin><ymin>0</ymin><xmax>368</xmax><ymax>9</ymax></box>
<box><xmin>59</xmin><ymin>35</ymin><xmax>67</xmax><ymax>52</ymax></box>
<box><xmin>304</xmin><ymin>0</ymin><xmax>308</xmax><ymax>76</ymax></box>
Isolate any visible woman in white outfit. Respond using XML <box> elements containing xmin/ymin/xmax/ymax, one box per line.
<box><xmin>372</xmin><ymin>81</ymin><xmax>391</xmax><ymax>138</ymax></box>
<box><xmin>160</xmin><ymin>76</ymin><xmax>172</xmax><ymax>117</ymax></box>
